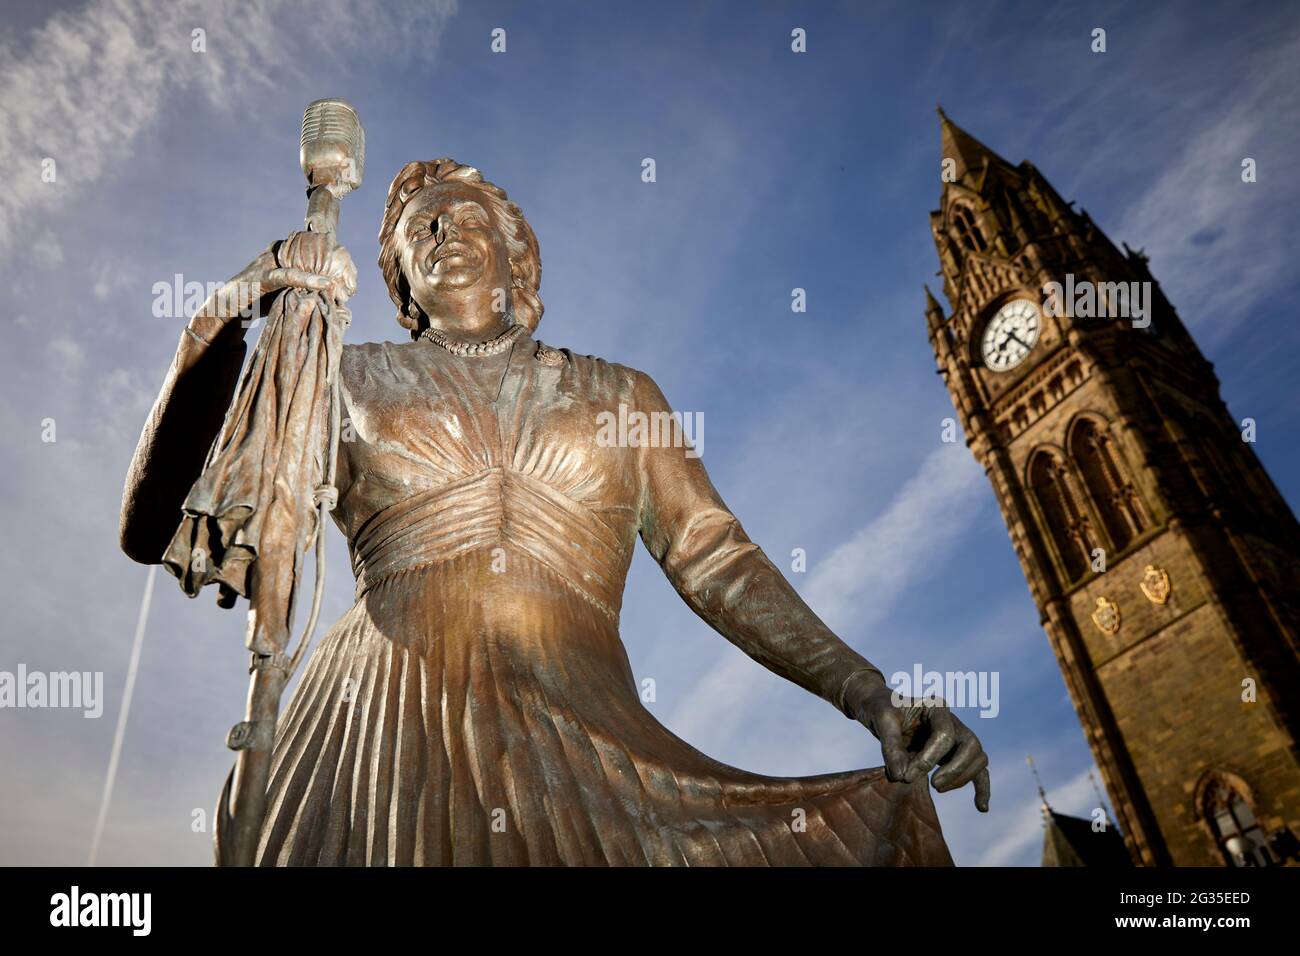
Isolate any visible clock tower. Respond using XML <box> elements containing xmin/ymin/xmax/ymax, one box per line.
<box><xmin>925</xmin><ymin>108</ymin><xmax>1300</xmax><ymax>866</ymax></box>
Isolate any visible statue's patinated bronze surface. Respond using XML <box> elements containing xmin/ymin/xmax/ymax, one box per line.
<box><xmin>121</xmin><ymin>157</ymin><xmax>988</xmax><ymax>866</ymax></box>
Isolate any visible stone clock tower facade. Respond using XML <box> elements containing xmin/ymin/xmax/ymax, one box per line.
<box><xmin>925</xmin><ymin>109</ymin><xmax>1300</xmax><ymax>866</ymax></box>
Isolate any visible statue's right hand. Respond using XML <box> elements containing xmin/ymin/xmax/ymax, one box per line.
<box><xmin>192</xmin><ymin>234</ymin><xmax>357</xmax><ymax>333</ymax></box>
<box><xmin>266</xmin><ymin>231</ymin><xmax>357</xmax><ymax>304</ymax></box>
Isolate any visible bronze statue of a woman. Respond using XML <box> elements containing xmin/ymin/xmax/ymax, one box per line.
<box><xmin>121</xmin><ymin>159</ymin><xmax>988</xmax><ymax>865</ymax></box>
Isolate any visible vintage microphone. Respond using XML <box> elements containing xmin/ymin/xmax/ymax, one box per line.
<box><xmin>217</xmin><ymin>99</ymin><xmax>365</xmax><ymax>867</ymax></box>
<box><xmin>299</xmin><ymin>98</ymin><xmax>366</xmax><ymax>235</ymax></box>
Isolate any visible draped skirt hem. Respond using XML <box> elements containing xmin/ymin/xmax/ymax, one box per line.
<box><xmin>252</xmin><ymin>559</ymin><xmax>953</xmax><ymax>867</ymax></box>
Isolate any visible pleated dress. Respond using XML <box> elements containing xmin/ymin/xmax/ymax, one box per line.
<box><xmin>254</xmin><ymin>332</ymin><xmax>952</xmax><ymax>866</ymax></box>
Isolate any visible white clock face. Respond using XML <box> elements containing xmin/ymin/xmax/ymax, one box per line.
<box><xmin>981</xmin><ymin>299</ymin><xmax>1041</xmax><ymax>371</ymax></box>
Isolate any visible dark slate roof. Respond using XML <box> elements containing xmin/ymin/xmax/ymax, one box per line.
<box><xmin>1042</xmin><ymin>811</ymin><xmax>1134</xmax><ymax>867</ymax></box>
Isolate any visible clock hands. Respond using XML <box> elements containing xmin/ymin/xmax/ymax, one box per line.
<box><xmin>986</xmin><ymin>328</ymin><xmax>1032</xmax><ymax>370</ymax></box>
<box><xmin>983</xmin><ymin>302</ymin><xmax>1041</xmax><ymax>371</ymax></box>
<box><xmin>992</xmin><ymin>329</ymin><xmax>1027</xmax><ymax>352</ymax></box>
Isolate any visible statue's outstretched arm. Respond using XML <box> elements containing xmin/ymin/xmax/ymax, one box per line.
<box><xmin>632</xmin><ymin>369</ymin><xmax>885</xmax><ymax>717</ymax></box>
<box><xmin>633</xmin><ymin>370</ymin><xmax>991</xmax><ymax>806</ymax></box>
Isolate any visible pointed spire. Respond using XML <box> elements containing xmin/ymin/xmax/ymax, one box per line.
<box><xmin>937</xmin><ymin>105</ymin><xmax>1011</xmax><ymax>181</ymax></box>
<box><xmin>1027</xmin><ymin>754</ymin><xmax>1052</xmax><ymax>819</ymax></box>
<box><xmin>1088</xmin><ymin>769</ymin><xmax>1118</xmax><ymax>831</ymax></box>
<box><xmin>924</xmin><ymin>283</ymin><xmax>945</xmax><ymax>330</ymax></box>
<box><xmin>924</xmin><ymin>283</ymin><xmax>942</xmax><ymax>312</ymax></box>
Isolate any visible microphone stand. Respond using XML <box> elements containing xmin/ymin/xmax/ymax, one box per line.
<box><xmin>216</xmin><ymin>100</ymin><xmax>362</xmax><ymax>867</ymax></box>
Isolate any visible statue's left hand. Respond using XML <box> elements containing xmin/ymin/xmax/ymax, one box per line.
<box><xmin>851</xmin><ymin>680</ymin><xmax>991</xmax><ymax>812</ymax></box>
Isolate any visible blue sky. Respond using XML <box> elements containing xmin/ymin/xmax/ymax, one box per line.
<box><xmin>1</xmin><ymin>0</ymin><xmax>1297</xmax><ymax>867</ymax></box>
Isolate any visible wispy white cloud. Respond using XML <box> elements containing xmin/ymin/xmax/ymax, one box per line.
<box><xmin>46</xmin><ymin>335</ymin><xmax>87</xmax><ymax>379</ymax></box>
<box><xmin>975</xmin><ymin>764</ymin><xmax>1099</xmax><ymax>867</ymax></box>
<box><xmin>803</xmin><ymin>444</ymin><xmax>987</xmax><ymax>634</ymax></box>
<box><xmin>0</xmin><ymin>0</ymin><xmax>458</xmax><ymax>250</ymax></box>
<box><xmin>1113</xmin><ymin>28</ymin><xmax>1300</xmax><ymax>345</ymax></box>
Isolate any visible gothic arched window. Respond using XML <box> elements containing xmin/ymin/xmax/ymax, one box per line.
<box><xmin>1199</xmin><ymin>774</ymin><xmax>1275</xmax><ymax>867</ymax></box>
<box><xmin>999</xmin><ymin>189</ymin><xmax>1021</xmax><ymax>254</ymax></box>
<box><xmin>1069</xmin><ymin>417</ymin><xmax>1148</xmax><ymax>552</ymax></box>
<box><xmin>951</xmin><ymin>203</ymin><xmax>987</xmax><ymax>253</ymax></box>
<box><xmin>1196</xmin><ymin>414</ymin><xmax>1277</xmax><ymax>523</ymax></box>
<box><xmin>1028</xmin><ymin>450</ymin><xmax>1097</xmax><ymax>582</ymax></box>
<box><xmin>1192</xmin><ymin>418</ymin><xmax>1242</xmax><ymax>513</ymax></box>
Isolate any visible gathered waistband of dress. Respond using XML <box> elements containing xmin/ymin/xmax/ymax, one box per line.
<box><xmin>349</xmin><ymin>467</ymin><xmax>627</xmax><ymax>622</ymax></box>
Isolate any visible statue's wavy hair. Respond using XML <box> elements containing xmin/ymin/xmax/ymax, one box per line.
<box><xmin>378</xmin><ymin>159</ymin><xmax>543</xmax><ymax>336</ymax></box>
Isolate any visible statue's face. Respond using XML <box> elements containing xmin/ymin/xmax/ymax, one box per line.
<box><xmin>396</xmin><ymin>181</ymin><xmax>512</xmax><ymax>321</ymax></box>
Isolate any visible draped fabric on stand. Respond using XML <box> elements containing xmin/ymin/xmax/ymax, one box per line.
<box><xmin>162</xmin><ymin>237</ymin><xmax>349</xmax><ymax>656</ymax></box>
